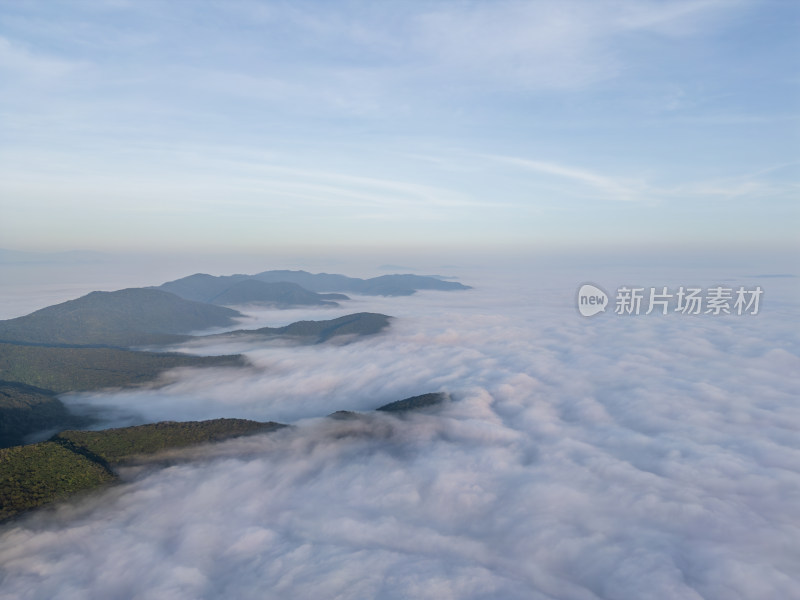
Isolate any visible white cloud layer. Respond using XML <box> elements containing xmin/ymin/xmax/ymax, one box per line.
<box><xmin>0</xmin><ymin>264</ymin><xmax>798</xmax><ymax>599</ymax></box>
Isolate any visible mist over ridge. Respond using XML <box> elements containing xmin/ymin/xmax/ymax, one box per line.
<box><xmin>0</xmin><ymin>261</ymin><xmax>796</xmax><ymax>599</ymax></box>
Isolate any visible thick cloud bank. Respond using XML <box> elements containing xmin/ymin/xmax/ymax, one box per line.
<box><xmin>1</xmin><ymin>266</ymin><xmax>799</xmax><ymax>599</ymax></box>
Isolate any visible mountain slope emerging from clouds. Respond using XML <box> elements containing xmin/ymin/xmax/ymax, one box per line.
<box><xmin>0</xmin><ymin>381</ymin><xmax>85</xmax><ymax>448</ymax></box>
<box><xmin>0</xmin><ymin>288</ymin><xmax>242</xmax><ymax>347</ymax></box>
<box><xmin>0</xmin><ymin>343</ymin><xmax>246</xmax><ymax>395</ymax></box>
<box><xmin>376</xmin><ymin>392</ymin><xmax>447</xmax><ymax>413</ymax></box>
<box><xmin>208</xmin><ymin>312</ymin><xmax>391</xmax><ymax>343</ymax></box>
<box><xmin>0</xmin><ymin>393</ymin><xmax>445</xmax><ymax>522</ymax></box>
<box><xmin>0</xmin><ymin>419</ymin><xmax>284</xmax><ymax>521</ymax></box>
<box><xmin>0</xmin><ymin>301</ymin><xmax>388</xmax><ymax>449</ymax></box>
<box><xmin>53</xmin><ymin>419</ymin><xmax>286</xmax><ymax>466</ymax></box>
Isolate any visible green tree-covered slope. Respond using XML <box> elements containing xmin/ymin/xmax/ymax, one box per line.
<box><xmin>376</xmin><ymin>392</ymin><xmax>448</xmax><ymax>412</ymax></box>
<box><xmin>0</xmin><ymin>419</ymin><xmax>284</xmax><ymax>521</ymax></box>
<box><xmin>54</xmin><ymin>419</ymin><xmax>285</xmax><ymax>465</ymax></box>
<box><xmin>0</xmin><ymin>381</ymin><xmax>85</xmax><ymax>448</ymax></box>
<box><xmin>0</xmin><ymin>394</ymin><xmax>447</xmax><ymax>522</ymax></box>
<box><xmin>0</xmin><ymin>441</ymin><xmax>116</xmax><ymax>521</ymax></box>
<box><xmin>0</xmin><ymin>342</ymin><xmax>245</xmax><ymax>394</ymax></box>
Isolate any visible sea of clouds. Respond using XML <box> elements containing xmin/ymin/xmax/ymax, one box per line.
<box><xmin>1</xmin><ymin>262</ymin><xmax>798</xmax><ymax>599</ymax></box>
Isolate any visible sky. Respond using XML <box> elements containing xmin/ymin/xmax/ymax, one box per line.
<box><xmin>0</xmin><ymin>0</ymin><xmax>798</xmax><ymax>255</ymax></box>
<box><xmin>1</xmin><ymin>4</ymin><xmax>799</xmax><ymax>596</ymax></box>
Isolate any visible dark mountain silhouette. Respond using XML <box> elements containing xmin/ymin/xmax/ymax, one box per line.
<box><xmin>209</xmin><ymin>279</ymin><xmax>343</xmax><ymax>307</ymax></box>
<box><xmin>156</xmin><ymin>273</ymin><xmax>348</xmax><ymax>306</ymax></box>
<box><xmin>0</xmin><ymin>381</ymin><xmax>85</xmax><ymax>448</ymax></box>
<box><xmin>376</xmin><ymin>392</ymin><xmax>448</xmax><ymax>412</ymax></box>
<box><xmin>207</xmin><ymin>312</ymin><xmax>391</xmax><ymax>343</ymax></box>
<box><xmin>252</xmin><ymin>269</ymin><xmax>471</xmax><ymax>296</ymax></box>
<box><xmin>154</xmin><ymin>268</ymin><xmax>470</xmax><ymax>306</ymax></box>
<box><xmin>156</xmin><ymin>273</ymin><xmax>250</xmax><ymax>303</ymax></box>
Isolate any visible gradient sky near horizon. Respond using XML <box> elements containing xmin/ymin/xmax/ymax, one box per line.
<box><xmin>0</xmin><ymin>0</ymin><xmax>797</xmax><ymax>254</ymax></box>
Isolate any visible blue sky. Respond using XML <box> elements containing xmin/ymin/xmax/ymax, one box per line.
<box><xmin>0</xmin><ymin>0</ymin><xmax>797</xmax><ymax>255</ymax></box>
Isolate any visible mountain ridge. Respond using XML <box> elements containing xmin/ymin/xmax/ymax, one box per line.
<box><xmin>252</xmin><ymin>269</ymin><xmax>471</xmax><ymax>296</ymax></box>
<box><xmin>0</xmin><ymin>288</ymin><xmax>242</xmax><ymax>347</ymax></box>
<box><xmin>208</xmin><ymin>312</ymin><xmax>391</xmax><ymax>344</ymax></box>
<box><xmin>155</xmin><ymin>273</ymin><xmax>347</xmax><ymax>307</ymax></box>
<box><xmin>0</xmin><ymin>392</ymin><xmax>448</xmax><ymax>522</ymax></box>
<box><xmin>157</xmin><ymin>269</ymin><xmax>471</xmax><ymax>301</ymax></box>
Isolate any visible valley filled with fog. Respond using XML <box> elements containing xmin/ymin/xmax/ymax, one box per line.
<box><xmin>1</xmin><ymin>262</ymin><xmax>798</xmax><ymax>599</ymax></box>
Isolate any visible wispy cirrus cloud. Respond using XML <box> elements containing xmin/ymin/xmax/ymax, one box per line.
<box><xmin>0</xmin><ymin>0</ymin><xmax>793</xmax><ymax>250</ymax></box>
<box><xmin>488</xmin><ymin>154</ymin><xmax>799</xmax><ymax>205</ymax></box>
<box><xmin>0</xmin><ymin>36</ymin><xmax>83</xmax><ymax>81</ymax></box>
<box><xmin>487</xmin><ymin>154</ymin><xmax>648</xmax><ymax>202</ymax></box>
